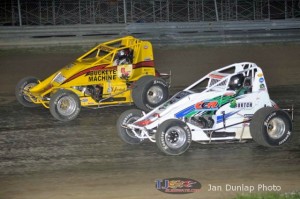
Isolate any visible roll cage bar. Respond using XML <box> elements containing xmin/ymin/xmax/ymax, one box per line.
<box><xmin>185</xmin><ymin>62</ymin><xmax>259</xmax><ymax>93</ymax></box>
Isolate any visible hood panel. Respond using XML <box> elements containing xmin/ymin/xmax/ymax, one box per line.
<box><xmin>29</xmin><ymin>60</ymin><xmax>110</xmax><ymax>94</ymax></box>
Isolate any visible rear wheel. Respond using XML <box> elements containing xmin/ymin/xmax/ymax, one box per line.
<box><xmin>50</xmin><ymin>90</ymin><xmax>81</xmax><ymax>122</ymax></box>
<box><xmin>116</xmin><ymin>109</ymin><xmax>144</xmax><ymax>144</ymax></box>
<box><xmin>132</xmin><ymin>76</ymin><xmax>169</xmax><ymax>112</ymax></box>
<box><xmin>15</xmin><ymin>76</ymin><xmax>40</xmax><ymax>107</ymax></box>
<box><xmin>250</xmin><ymin>107</ymin><xmax>292</xmax><ymax>147</ymax></box>
<box><xmin>155</xmin><ymin>119</ymin><xmax>192</xmax><ymax>155</ymax></box>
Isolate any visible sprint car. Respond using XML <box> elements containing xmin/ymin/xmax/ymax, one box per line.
<box><xmin>117</xmin><ymin>62</ymin><xmax>293</xmax><ymax>155</ymax></box>
<box><xmin>15</xmin><ymin>36</ymin><xmax>169</xmax><ymax>121</ymax></box>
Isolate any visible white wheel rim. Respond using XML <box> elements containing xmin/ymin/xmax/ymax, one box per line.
<box><xmin>164</xmin><ymin>126</ymin><xmax>186</xmax><ymax>149</ymax></box>
<box><xmin>57</xmin><ymin>96</ymin><xmax>77</xmax><ymax>116</ymax></box>
<box><xmin>23</xmin><ymin>83</ymin><xmax>37</xmax><ymax>102</ymax></box>
<box><xmin>267</xmin><ymin>117</ymin><xmax>286</xmax><ymax>139</ymax></box>
<box><xmin>147</xmin><ymin>85</ymin><xmax>164</xmax><ymax>104</ymax></box>
<box><xmin>125</xmin><ymin>116</ymin><xmax>141</xmax><ymax>138</ymax></box>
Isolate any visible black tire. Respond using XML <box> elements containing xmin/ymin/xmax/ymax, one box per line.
<box><xmin>116</xmin><ymin>109</ymin><xmax>144</xmax><ymax>144</ymax></box>
<box><xmin>49</xmin><ymin>89</ymin><xmax>81</xmax><ymax>122</ymax></box>
<box><xmin>155</xmin><ymin>119</ymin><xmax>192</xmax><ymax>155</ymax></box>
<box><xmin>15</xmin><ymin>76</ymin><xmax>40</xmax><ymax>107</ymax></box>
<box><xmin>250</xmin><ymin>107</ymin><xmax>292</xmax><ymax>147</ymax></box>
<box><xmin>132</xmin><ymin>76</ymin><xmax>169</xmax><ymax>112</ymax></box>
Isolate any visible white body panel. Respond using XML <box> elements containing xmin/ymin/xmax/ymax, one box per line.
<box><xmin>126</xmin><ymin>62</ymin><xmax>273</xmax><ymax>143</ymax></box>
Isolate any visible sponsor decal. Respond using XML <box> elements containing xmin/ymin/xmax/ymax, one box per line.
<box><xmin>237</xmin><ymin>102</ymin><xmax>252</xmax><ymax>108</ymax></box>
<box><xmin>259</xmin><ymin>77</ymin><xmax>265</xmax><ymax>83</ymax></box>
<box><xmin>121</xmin><ymin>67</ymin><xmax>130</xmax><ymax>77</ymax></box>
<box><xmin>111</xmin><ymin>87</ymin><xmax>126</xmax><ymax>93</ymax></box>
<box><xmin>155</xmin><ymin>178</ymin><xmax>201</xmax><ymax>194</ymax></box>
<box><xmin>257</xmin><ymin>73</ymin><xmax>263</xmax><ymax>77</ymax></box>
<box><xmin>260</xmin><ymin>84</ymin><xmax>265</xmax><ymax>89</ymax></box>
<box><xmin>230</xmin><ymin>99</ymin><xmax>237</xmax><ymax>108</ymax></box>
<box><xmin>230</xmin><ymin>101</ymin><xmax>253</xmax><ymax>109</ymax></box>
<box><xmin>118</xmin><ymin>64</ymin><xmax>132</xmax><ymax>79</ymax></box>
<box><xmin>87</xmin><ymin>70</ymin><xmax>117</xmax><ymax>82</ymax></box>
<box><xmin>175</xmin><ymin>100</ymin><xmax>219</xmax><ymax>118</ymax></box>
<box><xmin>63</xmin><ymin>64</ymin><xmax>108</xmax><ymax>84</ymax></box>
<box><xmin>195</xmin><ymin>101</ymin><xmax>218</xmax><ymax>110</ymax></box>
<box><xmin>121</xmin><ymin>68</ymin><xmax>131</xmax><ymax>77</ymax></box>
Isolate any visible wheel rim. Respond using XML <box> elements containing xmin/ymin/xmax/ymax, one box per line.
<box><xmin>147</xmin><ymin>85</ymin><xmax>164</xmax><ymax>105</ymax></box>
<box><xmin>23</xmin><ymin>83</ymin><xmax>37</xmax><ymax>102</ymax></box>
<box><xmin>266</xmin><ymin>117</ymin><xmax>286</xmax><ymax>139</ymax></box>
<box><xmin>57</xmin><ymin>96</ymin><xmax>77</xmax><ymax>116</ymax></box>
<box><xmin>125</xmin><ymin>116</ymin><xmax>141</xmax><ymax>138</ymax></box>
<box><xmin>164</xmin><ymin>126</ymin><xmax>186</xmax><ymax>149</ymax></box>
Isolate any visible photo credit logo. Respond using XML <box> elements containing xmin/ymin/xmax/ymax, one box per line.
<box><xmin>155</xmin><ymin>177</ymin><xmax>201</xmax><ymax>194</ymax></box>
<box><xmin>208</xmin><ymin>183</ymin><xmax>282</xmax><ymax>193</ymax></box>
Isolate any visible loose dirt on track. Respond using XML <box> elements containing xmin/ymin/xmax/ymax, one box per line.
<box><xmin>0</xmin><ymin>44</ymin><xmax>299</xmax><ymax>199</ymax></box>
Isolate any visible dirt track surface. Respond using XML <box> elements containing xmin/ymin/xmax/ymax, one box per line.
<box><xmin>0</xmin><ymin>44</ymin><xmax>300</xmax><ymax>199</ymax></box>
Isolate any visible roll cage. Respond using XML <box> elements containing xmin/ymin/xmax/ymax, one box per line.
<box><xmin>77</xmin><ymin>36</ymin><xmax>141</xmax><ymax>66</ymax></box>
<box><xmin>186</xmin><ymin>62</ymin><xmax>259</xmax><ymax>94</ymax></box>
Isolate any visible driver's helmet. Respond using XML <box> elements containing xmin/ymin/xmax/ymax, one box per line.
<box><xmin>116</xmin><ymin>48</ymin><xmax>132</xmax><ymax>61</ymax></box>
<box><xmin>228</xmin><ymin>74</ymin><xmax>244</xmax><ymax>90</ymax></box>
<box><xmin>116</xmin><ymin>49</ymin><xmax>127</xmax><ymax>60</ymax></box>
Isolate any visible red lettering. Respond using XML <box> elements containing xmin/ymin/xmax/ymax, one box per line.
<box><xmin>195</xmin><ymin>102</ymin><xmax>204</xmax><ymax>109</ymax></box>
<box><xmin>206</xmin><ymin>101</ymin><xmax>218</xmax><ymax>109</ymax></box>
<box><xmin>195</xmin><ymin>101</ymin><xmax>218</xmax><ymax>109</ymax></box>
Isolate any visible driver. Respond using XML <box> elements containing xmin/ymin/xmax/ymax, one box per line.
<box><xmin>228</xmin><ymin>74</ymin><xmax>244</xmax><ymax>91</ymax></box>
<box><xmin>228</xmin><ymin>74</ymin><xmax>250</xmax><ymax>96</ymax></box>
<box><xmin>113</xmin><ymin>48</ymin><xmax>133</xmax><ymax>66</ymax></box>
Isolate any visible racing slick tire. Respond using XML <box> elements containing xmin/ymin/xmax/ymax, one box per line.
<box><xmin>50</xmin><ymin>89</ymin><xmax>81</xmax><ymax>122</ymax></box>
<box><xmin>132</xmin><ymin>76</ymin><xmax>169</xmax><ymax>112</ymax></box>
<box><xmin>15</xmin><ymin>76</ymin><xmax>40</xmax><ymax>107</ymax></box>
<box><xmin>250</xmin><ymin>107</ymin><xmax>292</xmax><ymax>147</ymax></box>
<box><xmin>116</xmin><ymin>109</ymin><xmax>144</xmax><ymax>144</ymax></box>
<box><xmin>156</xmin><ymin>119</ymin><xmax>192</xmax><ymax>155</ymax></box>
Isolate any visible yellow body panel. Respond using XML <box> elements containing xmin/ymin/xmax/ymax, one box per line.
<box><xmin>26</xmin><ymin>36</ymin><xmax>156</xmax><ymax>108</ymax></box>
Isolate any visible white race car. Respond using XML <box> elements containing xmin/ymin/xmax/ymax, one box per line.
<box><xmin>116</xmin><ymin>62</ymin><xmax>293</xmax><ymax>155</ymax></box>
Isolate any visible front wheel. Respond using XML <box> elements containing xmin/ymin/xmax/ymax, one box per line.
<box><xmin>155</xmin><ymin>119</ymin><xmax>192</xmax><ymax>155</ymax></box>
<box><xmin>250</xmin><ymin>107</ymin><xmax>292</xmax><ymax>147</ymax></box>
<box><xmin>15</xmin><ymin>76</ymin><xmax>40</xmax><ymax>107</ymax></box>
<box><xmin>49</xmin><ymin>89</ymin><xmax>81</xmax><ymax>122</ymax></box>
<box><xmin>116</xmin><ymin>109</ymin><xmax>144</xmax><ymax>144</ymax></box>
<box><xmin>132</xmin><ymin>76</ymin><xmax>169</xmax><ymax>112</ymax></box>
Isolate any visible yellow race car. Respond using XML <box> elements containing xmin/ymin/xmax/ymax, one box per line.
<box><xmin>15</xmin><ymin>36</ymin><xmax>170</xmax><ymax>121</ymax></box>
